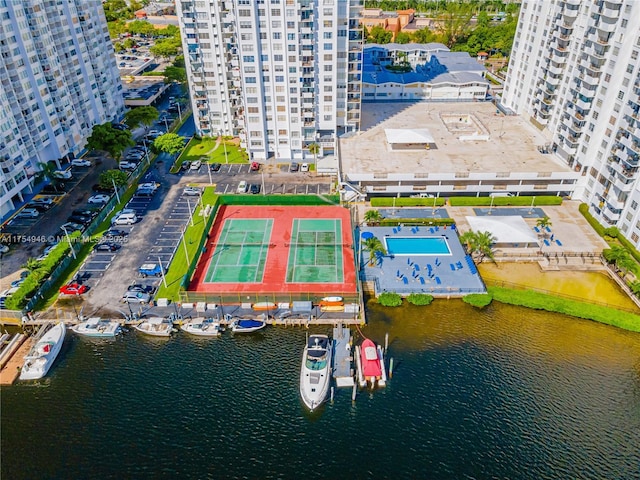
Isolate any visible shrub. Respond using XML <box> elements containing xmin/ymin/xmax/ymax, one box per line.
<box><xmin>378</xmin><ymin>292</ymin><xmax>403</xmax><ymax>307</ymax></box>
<box><xmin>219</xmin><ymin>194</ymin><xmax>339</xmax><ymax>206</ymax></box>
<box><xmin>488</xmin><ymin>286</ymin><xmax>640</xmax><ymax>332</ymax></box>
<box><xmin>578</xmin><ymin>203</ymin><xmax>605</xmax><ymax>236</ymax></box>
<box><xmin>370</xmin><ymin>197</ymin><xmax>446</xmax><ymax>207</ymax></box>
<box><xmin>604</xmin><ymin>226</ymin><xmax>619</xmax><ymax>238</ymax></box>
<box><xmin>449</xmin><ymin>196</ymin><xmax>563</xmax><ymax>207</ymax></box>
<box><xmin>378</xmin><ymin>218</ymin><xmax>454</xmax><ymax>227</ymax></box>
<box><xmin>406</xmin><ymin>293</ymin><xmax>434</xmax><ymax>305</ymax></box>
<box><xmin>463</xmin><ymin>293</ymin><xmax>493</xmax><ymax>308</ymax></box>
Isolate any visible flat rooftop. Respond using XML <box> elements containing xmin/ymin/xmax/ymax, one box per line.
<box><xmin>340</xmin><ymin>102</ymin><xmax>571</xmax><ymax>175</ymax></box>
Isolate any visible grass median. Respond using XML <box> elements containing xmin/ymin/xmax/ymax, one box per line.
<box><xmin>155</xmin><ymin>188</ymin><xmax>218</xmax><ymax>301</ymax></box>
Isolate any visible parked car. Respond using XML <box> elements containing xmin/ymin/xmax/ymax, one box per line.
<box><xmin>71</xmin><ymin>159</ymin><xmax>92</xmax><ymax>167</ymax></box>
<box><xmin>111</xmin><ymin>123</ymin><xmax>128</xmax><ymax>131</ymax></box>
<box><xmin>300</xmin><ymin>163</ymin><xmax>309</xmax><ymax>172</ymax></box>
<box><xmin>26</xmin><ymin>203</ymin><xmax>51</xmax><ymax>213</ymax></box>
<box><xmin>190</xmin><ymin>160</ymin><xmax>202</xmax><ymax>171</ymax></box>
<box><xmin>290</xmin><ymin>162</ymin><xmax>299</xmax><ymax>172</ymax></box>
<box><xmin>10</xmin><ymin>279</ymin><xmax>24</xmax><ymax>288</ymax></box>
<box><xmin>36</xmin><ymin>244</ymin><xmax>57</xmax><ymax>261</ymax></box>
<box><xmin>210</xmin><ymin>163</ymin><xmax>222</xmax><ymax>172</ymax></box>
<box><xmin>237</xmin><ymin>181</ymin><xmax>248</xmax><ymax>193</ymax></box>
<box><xmin>67</xmin><ymin>215</ymin><xmax>92</xmax><ymax>225</ymax></box>
<box><xmin>59</xmin><ymin>283</ymin><xmax>88</xmax><ymax>295</ymax></box>
<box><xmin>126</xmin><ymin>151</ymin><xmax>145</xmax><ymax>159</ymax></box>
<box><xmin>112</xmin><ymin>212</ymin><xmax>138</xmax><ymax>225</ymax></box>
<box><xmin>31</xmin><ymin>197</ymin><xmax>55</xmax><ymax>206</ymax></box>
<box><xmin>72</xmin><ymin>209</ymin><xmax>98</xmax><ymax>218</ymax></box>
<box><xmin>16</xmin><ymin>208</ymin><xmax>39</xmax><ymax>218</ymax></box>
<box><xmin>180</xmin><ymin>161</ymin><xmax>191</xmax><ymax>172</ymax></box>
<box><xmin>249</xmin><ymin>183</ymin><xmax>261</xmax><ymax>194</ymax></box>
<box><xmin>52</xmin><ymin>170</ymin><xmax>72</xmax><ymax>180</ymax></box>
<box><xmin>183</xmin><ymin>186</ymin><xmax>201</xmax><ymax>196</ymax></box>
<box><xmin>147</xmin><ymin>129</ymin><xmax>164</xmax><ymax>137</ymax></box>
<box><xmin>61</xmin><ymin>222</ymin><xmax>83</xmax><ymax>232</ymax></box>
<box><xmin>95</xmin><ymin>242</ymin><xmax>121</xmax><ymax>252</ymax></box>
<box><xmin>92</xmin><ymin>184</ymin><xmax>113</xmax><ymax>193</ymax></box>
<box><xmin>138</xmin><ymin>263</ymin><xmax>166</xmax><ymax>278</ymax></box>
<box><xmin>119</xmin><ymin>161</ymin><xmax>137</xmax><ymax>171</ymax></box>
<box><xmin>104</xmin><ymin>229</ymin><xmax>129</xmax><ymax>238</ymax></box>
<box><xmin>127</xmin><ymin>284</ymin><xmax>156</xmax><ymax>294</ymax></box>
<box><xmin>88</xmin><ymin>194</ymin><xmax>111</xmax><ymax>204</ymax></box>
<box><xmin>250</xmin><ymin>161</ymin><xmax>261</xmax><ymax>172</ymax></box>
<box><xmin>122</xmin><ymin>291</ymin><xmax>151</xmax><ymax>304</ymax></box>
<box><xmin>42</xmin><ymin>184</ymin><xmax>66</xmax><ymax>194</ymax></box>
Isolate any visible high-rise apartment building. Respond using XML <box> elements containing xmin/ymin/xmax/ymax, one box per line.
<box><xmin>0</xmin><ymin>0</ymin><xmax>124</xmax><ymax>217</ymax></box>
<box><xmin>176</xmin><ymin>0</ymin><xmax>364</xmax><ymax>161</ymax></box>
<box><xmin>502</xmin><ymin>0</ymin><xmax>640</xmax><ymax>247</ymax></box>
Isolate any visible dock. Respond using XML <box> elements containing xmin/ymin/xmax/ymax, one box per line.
<box><xmin>332</xmin><ymin>325</ymin><xmax>354</xmax><ymax>387</ymax></box>
<box><xmin>0</xmin><ymin>334</ymin><xmax>31</xmax><ymax>385</ymax></box>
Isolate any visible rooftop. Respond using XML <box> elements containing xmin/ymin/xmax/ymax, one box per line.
<box><xmin>340</xmin><ymin>102</ymin><xmax>572</xmax><ymax>175</ymax></box>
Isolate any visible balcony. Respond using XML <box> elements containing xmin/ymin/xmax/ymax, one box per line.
<box><xmin>546</xmin><ymin>63</ymin><xmax>565</xmax><ymax>75</ymax></box>
<box><xmin>576</xmin><ymin>97</ymin><xmax>592</xmax><ymax>110</ymax></box>
<box><xmin>597</xmin><ymin>18</ymin><xmax>618</xmax><ymax>34</ymax></box>
<box><xmin>600</xmin><ymin>5</ymin><xmax>620</xmax><ymax>20</ymax></box>
<box><xmin>612</xmin><ymin>175</ymin><xmax>634</xmax><ymax>193</ymax></box>
<box><xmin>546</xmin><ymin>76</ymin><xmax>561</xmax><ymax>87</ymax></box>
<box><xmin>563</xmin><ymin>6</ymin><xmax>579</xmax><ymax>19</ymax></box>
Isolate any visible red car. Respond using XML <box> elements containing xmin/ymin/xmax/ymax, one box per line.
<box><xmin>250</xmin><ymin>161</ymin><xmax>260</xmax><ymax>171</ymax></box>
<box><xmin>59</xmin><ymin>283</ymin><xmax>88</xmax><ymax>295</ymax></box>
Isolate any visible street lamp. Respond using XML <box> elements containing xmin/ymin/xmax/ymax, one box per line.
<box><xmin>220</xmin><ymin>130</ymin><xmax>229</xmax><ymax>164</ymax></box>
<box><xmin>61</xmin><ymin>225</ymin><xmax>76</xmax><ymax>259</ymax></box>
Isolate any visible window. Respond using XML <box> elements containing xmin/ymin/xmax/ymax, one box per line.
<box><xmin>246</xmin><ymin>77</ymin><xmax>257</xmax><ymax>83</ymax></box>
<box><xmin>631</xmin><ymin>200</ymin><xmax>638</xmax><ymax>210</ymax></box>
<box><xmin>243</xmin><ymin>55</ymin><xmax>255</xmax><ymax>62</ymax></box>
<box><xmin>323</xmin><ymin>43</ymin><xmax>332</xmax><ymax>51</ymax></box>
<box><xmin>323</xmin><ymin>32</ymin><xmax>332</xmax><ymax>39</ymax></box>
<box><xmin>273</xmin><ymin>32</ymin><xmax>282</xmax><ymax>40</ymax></box>
<box><xmin>275</xmin><ymin>76</ymin><xmax>284</xmax><ymax>82</ymax></box>
<box><xmin>618</xmin><ymin>90</ymin><xmax>624</xmax><ymax>100</ymax></box>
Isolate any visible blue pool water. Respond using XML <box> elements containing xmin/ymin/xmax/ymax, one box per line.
<box><xmin>384</xmin><ymin>236</ymin><xmax>451</xmax><ymax>255</ymax></box>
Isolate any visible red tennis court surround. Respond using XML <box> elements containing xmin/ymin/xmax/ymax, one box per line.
<box><xmin>189</xmin><ymin>205</ymin><xmax>357</xmax><ymax>295</ymax></box>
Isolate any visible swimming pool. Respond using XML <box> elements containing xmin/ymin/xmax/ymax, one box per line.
<box><xmin>384</xmin><ymin>236</ymin><xmax>452</xmax><ymax>256</ymax></box>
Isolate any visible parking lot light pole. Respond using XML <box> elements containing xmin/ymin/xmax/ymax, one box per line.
<box><xmin>111</xmin><ymin>177</ymin><xmax>121</xmax><ymax>204</ymax></box>
<box><xmin>177</xmin><ymin>102</ymin><xmax>182</xmax><ymax>121</ymax></box>
<box><xmin>157</xmin><ymin>256</ymin><xmax>167</xmax><ymax>288</ymax></box>
<box><xmin>186</xmin><ymin>198</ymin><xmax>194</xmax><ymax>226</ymax></box>
<box><xmin>181</xmin><ymin>227</ymin><xmax>190</xmax><ymax>265</ymax></box>
<box><xmin>261</xmin><ymin>171</ymin><xmax>265</xmax><ymax>196</ymax></box>
<box><xmin>207</xmin><ymin>164</ymin><xmax>213</xmax><ymax>185</ymax></box>
<box><xmin>61</xmin><ymin>226</ymin><xmax>76</xmax><ymax>259</ymax></box>
<box><xmin>220</xmin><ymin>130</ymin><xmax>228</xmax><ymax>164</ymax></box>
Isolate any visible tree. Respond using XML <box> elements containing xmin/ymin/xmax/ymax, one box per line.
<box><xmin>85</xmin><ymin>123</ymin><xmax>135</xmax><ymax>160</ymax></box>
<box><xmin>22</xmin><ymin>258</ymin><xmax>42</xmax><ymax>272</ymax></box>
<box><xmin>603</xmin><ymin>245</ymin><xmax>628</xmax><ymax>265</ymax></box>
<box><xmin>36</xmin><ymin>161</ymin><xmax>64</xmax><ymax>192</ymax></box>
<box><xmin>107</xmin><ymin>19</ymin><xmax>127</xmax><ymax>39</ymax></box>
<box><xmin>364</xmin><ymin>210</ymin><xmax>382</xmax><ymax>225</ymax></box>
<box><xmin>123</xmin><ymin>38</ymin><xmax>137</xmax><ymax>50</ymax></box>
<box><xmin>154</xmin><ymin>133</ymin><xmax>185</xmax><ymax>156</ymax></box>
<box><xmin>124</xmin><ymin>106</ymin><xmax>159</xmax><ymax>130</ymax></box>
<box><xmin>412</xmin><ymin>27</ymin><xmax>437</xmax><ymax>44</ymax></box>
<box><xmin>308</xmin><ymin>143</ymin><xmax>320</xmax><ymax>170</ymax></box>
<box><xmin>459</xmin><ymin>230</ymin><xmax>495</xmax><ymax>263</ymax></box>
<box><xmin>629</xmin><ymin>280</ymin><xmax>640</xmax><ymax>298</ymax></box>
<box><xmin>99</xmin><ymin>169</ymin><xmax>128</xmax><ymax>190</ymax></box>
<box><xmin>164</xmin><ymin>66</ymin><xmax>187</xmax><ymax>85</ymax></box>
<box><xmin>439</xmin><ymin>3</ymin><xmax>474</xmax><ymax>48</ymax></box>
<box><xmin>150</xmin><ymin>38</ymin><xmax>182</xmax><ymax>58</ymax></box>
<box><xmin>114</xmin><ymin>42</ymin><xmax>125</xmax><ymax>53</ymax></box>
<box><xmin>362</xmin><ymin>236</ymin><xmax>387</xmax><ymax>266</ymax></box>
<box><xmin>616</xmin><ymin>255</ymin><xmax>636</xmax><ymax>279</ymax></box>
<box><xmin>126</xmin><ymin>20</ymin><xmax>157</xmax><ymax>38</ymax></box>
<box><xmin>395</xmin><ymin>32</ymin><xmax>411</xmax><ymax>44</ymax></box>
<box><xmin>536</xmin><ymin>216</ymin><xmax>552</xmax><ymax>234</ymax></box>
<box><xmin>367</xmin><ymin>25</ymin><xmax>393</xmax><ymax>44</ymax></box>
<box><xmin>477</xmin><ymin>11</ymin><xmax>490</xmax><ymax>28</ymax></box>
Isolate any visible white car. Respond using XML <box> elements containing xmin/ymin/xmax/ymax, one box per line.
<box><xmin>237</xmin><ymin>181</ymin><xmax>248</xmax><ymax>193</ymax></box>
<box><xmin>16</xmin><ymin>208</ymin><xmax>40</xmax><ymax>218</ymax></box>
<box><xmin>112</xmin><ymin>212</ymin><xmax>138</xmax><ymax>225</ymax></box>
<box><xmin>300</xmin><ymin>163</ymin><xmax>309</xmax><ymax>172</ymax></box>
<box><xmin>52</xmin><ymin>170</ymin><xmax>73</xmax><ymax>180</ymax></box>
<box><xmin>183</xmin><ymin>186</ymin><xmax>201</xmax><ymax>196</ymax></box>
<box><xmin>138</xmin><ymin>182</ymin><xmax>159</xmax><ymax>192</ymax></box>
<box><xmin>190</xmin><ymin>160</ymin><xmax>202</xmax><ymax>171</ymax></box>
<box><xmin>31</xmin><ymin>197</ymin><xmax>55</xmax><ymax>206</ymax></box>
<box><xmin>119</xmin><ymin>161</ymin><xmax>137</xmax><ymax>170</ymax></box>
<box><xmin>71</xmin><ymin>159</ymin><xmax>91</xmax><ymax>167</ymax></box>
<box><xmin>88</xmin><ymin>194</ymin><xmax>111</xmax><ymax>204</ymax></box>
<box><xmin>122</xmin><ymin>291</ymin><xmax>151</xmax><ymax>304</ymax></box>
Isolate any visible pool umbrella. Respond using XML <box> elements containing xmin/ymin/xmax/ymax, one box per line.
<box><xmin>361</xmin><ymin>232</ymin><xmax>374</xmax><ymax>240</ymax></box>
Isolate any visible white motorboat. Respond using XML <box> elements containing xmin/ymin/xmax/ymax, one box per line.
<box><xmin>133</xmin><ymin>317</ymin><xmax>173</xmax><ymax>337</ymax></box>
<box><xmin>71</xmin><ymin>318</ymin><xmax>121</xmax><ymax>338</ymax></box>
<box><xmin>299</xmin><ymin>334</ymin><xmax>333</xmax><ymax>411</ymax></box>
<box><xmin>229</xmin><ymin>315</ymin><xmax>267</xmax><ymax>333</ymax></box>
<box><xmin>180</xmin><ymin>317</ymin><xmax>222</xmax><ymax>337</ymax></box>
<box><xmin>20</xmin><ymin>322</ymin><xmax>66</xmax><ymax>381</ymax></box>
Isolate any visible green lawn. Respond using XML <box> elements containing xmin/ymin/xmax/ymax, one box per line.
<box><xmin>155</xmin><ymin>188</ymin><xmax>218</xmax><ymax>301</ymax></box>
<box><xmin>173</xmin><ymin>137</ymin><xmax>248</xmax><ymax>172</ymax></box>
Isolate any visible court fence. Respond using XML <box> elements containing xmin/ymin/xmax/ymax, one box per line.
<box><xmin>179</xmin><ymin>292</ymin><xmax>360</xmax><ymax>306</ymax></box>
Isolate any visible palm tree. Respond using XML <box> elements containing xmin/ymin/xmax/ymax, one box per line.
<box><xmin>308</xmin><ymin>142</ymin><xmax>320</xmax><ymax>170</ymax></box>
<box><xmin>362</xmin><ymin>237</ymin><xmax>387</xmax><ymax>266</ymax></box>
<box><xmin>629</xmin><ymin>280</ymin><xmax>640</xmax><ymax>298</ymax></box>
<box><xmin>22</xmin><ymin>258</ymin><xmax>41</xmax><ymax>272</ymax></box>
<box><xmin>475</xmin><ymin>231</ymin><xmax>496</xmax><ymax>263</ymax></box>
<box><xmin>616</xmin><ymin>255</ymin><xmax>636</xmax><ymax>279</ymax></box>
<box><xmin>36</xmin><ymin>161</ymin><xmax>63</xmax><ymax>192</ymax></box>
<box><xmin>603</xmin><ymin>245</ymin><xmax>628</xmax><ymax>265</ymax></box>
<box><xmin>536</xmin><ymin>216</ymin><xmax>553</xmax><ymax>235</ymax></box>
<box><xmin>364</xmin><ymin>209</ymin><xmax>382</xmax><ymax>226</ymax></box>
<box><xmin>459</xmin><ymin>230</ymin><xmax>477</xmax><ymax>253</ymax></box>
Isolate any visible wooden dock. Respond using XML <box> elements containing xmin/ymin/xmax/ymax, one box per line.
<box><xmin>332</xmin><ymin>325</ymin><xmax>354</xmax><ymax>387</ymax></box>
<box><xmin>0</xmin><ymin>335</ymin><xmax>31</xmax><ymax>385</ymax></box>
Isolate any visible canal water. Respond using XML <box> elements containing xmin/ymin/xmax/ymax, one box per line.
<box><xmin>2</xmin><ymin>301</ymin><xmax>639</xmax><ymax>479</ymax></box>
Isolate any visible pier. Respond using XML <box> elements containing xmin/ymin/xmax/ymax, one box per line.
<box><xmin>332</xmin><ymin>325</ymin><xmax>355</xmax><ymax>387</ymax></box>
<box><xmin>0</xmin><ymin>334</ymin><xmax>31</xmax><ymax>385</ymax></box>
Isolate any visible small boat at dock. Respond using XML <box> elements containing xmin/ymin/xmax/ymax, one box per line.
<box><xmin>229</xmin><ymin>315</ymin><xmax>267</xmax><ymax>333</ymax></box>
<box><xmin>356</xmin><ymin>338</ymin><xmax>387</xmax><ymax>388</ymax></box>
<box><xmin>133</xmin><ymin>317</ymin><xmax>173</xmax><ymax>337</ymax></box>
<box><xmin>319</xmin><ymin>296</ymin><xmax>343</xmax><ymax>307</ymax></box>
<box><xmin>300</xmin><ymin>334</ymin><xmax>333</xmax><ymax>411</ymax></box>
<box><xmin>252</xmin><ymin>302</ymin><xmax>276</xmax><ymax>311</ymax></box>
<box><xmin>72</xmin><ymin>318</ymin><xmax>121</xmax><ymax>338</ymax></box>
<box><xmin>180</xmin><ymin>317</ymin><xmax>222</xmax><ymax>337</ymax></box>
<box><xmin>20</xmin><ymin>322</ymin><xmax>66</xmax><ymax>381</ymax></box>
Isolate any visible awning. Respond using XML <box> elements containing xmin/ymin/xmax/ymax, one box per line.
<box><xmin>385</xmin><ymin>128</ymin><xmax>435</xmax><ymax>145</ymax></box>
<box><xmin>466</xmin><ymin>216</ymin><xmax>539</xmax><ymax>246</ymax></box>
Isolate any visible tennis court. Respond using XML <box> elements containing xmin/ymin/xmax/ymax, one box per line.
<box><xmin>286</xmin><ymin>219</ymin><xmax>343</xmax><ymax>283</ymax></box>
<box><xmin>204</xmin><ymin>219</ymin><xmax>273</xmax><ymax>283</ymax></box>
<box><xmin>189</xmin><ymin>205</ymin><xmax>357</xmax><ymax>296</ymax></box>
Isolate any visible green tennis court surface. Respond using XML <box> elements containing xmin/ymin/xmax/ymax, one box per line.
<box><xmin>204</xmin><ymin>219</ymin><xmax>273</xmax><ymax>283</ymax></box>
<box><xmin>286</xmin><ymin>219</ymin><xmax>344</xmax><ymax>283</ymax></box>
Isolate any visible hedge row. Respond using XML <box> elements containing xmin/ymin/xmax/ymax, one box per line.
<box><xmin>219</xmin><ymin>194</ymin><xmax>339</xmax><ymax>206</ymax></box>
<box><xmin>378</xmin><ymin>217</ymin><xmax>455</xmax><ymax>227</ymax></box>
<box><xmin>578</xmin><ymin>203</ymin><xmax>606</xmax><ymax>236</ymax></box>
<box><xmin>370</xmin><ymin>197</ymin><xmax>446</xmax><ymax>207</ymax></box>
<box><xmin>462</xmin><ymin>293</ymin><xmax>493</xmax><ymax>308</ymax></box>
<box><xmin>448</xmin><ymin>196</ymin><xmax>563</xmax><ymax>207</ymax></box>
<box><xmin>579</xmin><ymin>203</ymin><xmax>640</xmax><ymax>263</ymax></box>
<box><xmin>487</xmin><ymin>286</ymin><xmax>640</xmax><ymax>332</ymax></box>
<box><xmin>5</xmin><ymin>231</ymin><xmax>81</xmax><ymax>310</ymax></box>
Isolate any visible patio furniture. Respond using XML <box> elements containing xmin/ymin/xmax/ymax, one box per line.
<box><xmin>450</xmin><ymin>263</ymin><xmax>456</xmax><ymax>271</ymax></box>
<box><xmin>403</xmin><ymin>277</ymin><xmax>409</xmax><ymax>285</ymax></box>
<box><xmin>456</xmin><ymin>261</ymin><xmax>463</xmax><ymax>269</ymax></box>
<box><xmin>544</xmin><ymin>239</ymin><xmax>550</xmax><ymax>246</ymax></box>
<box><xmin>555</xmin><ymin>239</ymin><xmax>563</xmax><ymax>246</ymax></box>
<box><xmin>419</xmin><ymin>277</ymin><xmax>425</xmax><ymax>285</ymax></box>
<box><xmin>435</xmin><ymin>277</ymin><xmax>441</xmax><ymax>285</ymax></box>
<box><xmin>534</xmin><ymin>226</ymin><xmax>540</xmax><ymax>233</ymax></box>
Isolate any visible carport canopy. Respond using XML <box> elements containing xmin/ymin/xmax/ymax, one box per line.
<box><xmin>385</xmin><ymin>128</ymin><xmax>435</xmax><ymax>149</ymax></box>
<box><xmin>466</xmin><ymin>215</ymin><xmax>539</xmax><ymax>248</ymax></box>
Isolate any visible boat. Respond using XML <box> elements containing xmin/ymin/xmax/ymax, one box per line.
<box><xmin>71</xmin><ymin>317</ymin><xmax>121</xmax><ymax>338</ymax></box>
<box><xmin>133</xmin><ymin>317</ymin><xmax>173</xmax><ymax>337</ymax></box>
<box><xmin>19</xmin><ymin>322</ymin><xmax>66</xmax><ymax>381</ymax></box>
<box><xmin>252</xmin><ymin>302</ymin><xmax>276</xmax><ymax>311</ymax></box>
<box><xmin>356</xmin><ymin>338</ymin><xmax>387</xmax><ymax>388</ymax></box>
<box><xmin>319</xmin><ymin>296</ymin><xmax>343</xmax><ymax>307</ymax></box>
<box><xmin>320</xmin><ymin>305</ymin><xmax>345</xmax><ymax>312</ymax></box>
<box><xmin>299</xmin><ymin>334</ymin><xmax>333</xmax><ymax>411</ymax></box>
<box><xmin>180</xmin><ymin>317</ymin><xmax>222</xmax><ymax>337</ymax></box>
<box><xmin>229</xmin><ymin>315</ymin><xmax>267</xmax><ymax>333</ymax></box>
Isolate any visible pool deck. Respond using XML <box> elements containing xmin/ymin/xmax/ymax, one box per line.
<box><xmin>359</xmin><ymin>225</ymin><xmax>486</xmax><ymax>297</ymax></box>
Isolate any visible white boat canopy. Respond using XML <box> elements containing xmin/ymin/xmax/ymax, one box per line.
<box><xmin>465</xmin><ymin>215</ymin><xmax>540</xmax><ymax>248</ymax></box>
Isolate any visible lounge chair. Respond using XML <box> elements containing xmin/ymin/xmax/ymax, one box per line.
<box><xmin>403</xmin><ymin>277</ymin><xmax>409</xmax><ymax>285</ymax></box>
<box><xmin>555</xmin><ymin>239</ymin><xmax>563</xmax><ymax>246</ymax></box>
<box><xmin>414</xmin><ymin>264</ymin><xmax>420</xmax><ymax>271</ymax></box>
<box><xmin>534</xmin><ymin>226</ymin><xmax>540</xmax><ymax>233</ymax></box>
<box><xmin>393</xmin><ymin>227</ymin><xmax>398</xmax><ymax>234</ymax></box>
<box><xmin>544</xmin><ymin>239</ymin><xmax>550</xmax><ymax>246</ymax></box>
<box><xmin>456</xmin><ymin>261</ymin><xmax>463</xmax><ymax>269</ymax></box>
<box><xmin>435</xmin><ymin>277</ymin><xmax>441</xmax><ymax>285</ymax></box>
<box><xmin>419</xmin><ymin>277</ymin><xmax>425</xmax><ymax>285</ymax></box>
<box><xmin>430</xmin><ymin>228</ymin><xmax>435</xmax><ymax>234</ymax></box>
<box><xmin>545</xmin><ymin>226</ymin><xmax>551</xmax><ymax>233</ymax></box>
<box><xmin>450</xmin><ymin>263</ymin><xmax>456</xmax><ymax>271</ymax></box>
